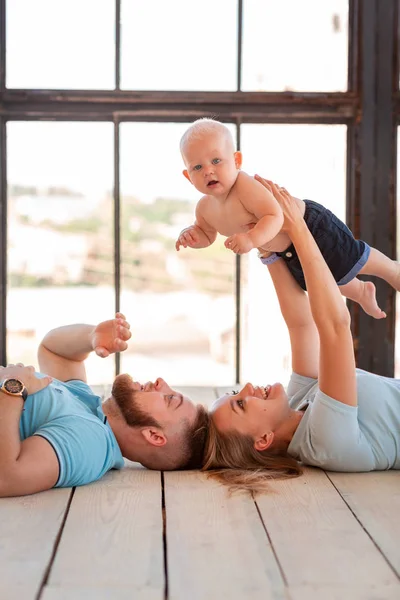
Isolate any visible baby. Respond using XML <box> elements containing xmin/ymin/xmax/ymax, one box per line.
<box><xmin>176</xmin><ymin>118</ymin><xmax>400</xmax><ymax>319</ymax></box>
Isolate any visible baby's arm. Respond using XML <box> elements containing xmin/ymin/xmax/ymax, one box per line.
<box><xmin>225</xmin><ymin>174</ymin><xmax>284</xmax><ymax>253</ymax></box>
<box><xmin>239</xmin><ymin>173</ymin><xmax>284</xmax><ymax>246</ymax></box>
<box><xmin>175</xmin><ymin>198</ymin><xmax>218</xmax><ymax>251</ymax></box>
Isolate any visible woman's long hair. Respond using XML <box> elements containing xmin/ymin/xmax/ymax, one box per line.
<box><xmin>201</xmin><ymin>417</ymin><xmax>302</xmax><ymax>495</ymax></box>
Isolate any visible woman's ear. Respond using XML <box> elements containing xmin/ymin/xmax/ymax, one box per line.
<box><xmin>234</xmin><ymin>151</ymin><xmax>243</xmax><ymax>169</ymax></box>
<box><xmin>254</xmin><ymin>431</ymin><xmax>274</xmax><ymax>452</ymax></box>
<box><xmin>183</xmin><ymin>169</ymin><xmax>192</xmax><ymax>183</ymax></box>
<box><xmin>141</xmin><ymin>428</ymin><xmax>167</xmax><ymax>447</ymax></box>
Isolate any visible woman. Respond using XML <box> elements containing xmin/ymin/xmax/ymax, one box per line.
<box><xmin>202</xmin><ymin>177</ymin><xmax>400</xmax><ymax>494</ymax></box>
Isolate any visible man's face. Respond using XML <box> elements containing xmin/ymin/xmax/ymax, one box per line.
<box><xmin>111</xmin><ymin>374</ymin><xmax>197</xmax><ymax>435</ymax></box>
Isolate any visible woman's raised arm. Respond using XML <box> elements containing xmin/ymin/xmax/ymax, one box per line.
<box><xmin>264</xmin><ymin>257</ymin><xmax>319</xmax><ymax>379</ymax></box>
<box><xmin>255</xmin><ymin>176</ymin><xmax>357</xmax><ymax>407</ymax></box>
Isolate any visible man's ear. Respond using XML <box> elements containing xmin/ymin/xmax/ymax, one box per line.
<box><xmin>141</xmin><ymin>428</ymin><xmax>167</xmax><ymax>447</ymax></box>
<box><xmin>254</xmin><ymin>431</ymin><xmax>274</xmax><ymax>452</ymax></box>
<box><xmin>183</xmin><ymin>169</ymin><xmax>192</xmax><ymax>183</ymax></box>
<box><xmin>234</xmin><ymin>151</ymin><xmax>243</xmax><ymax>169</ymax></box>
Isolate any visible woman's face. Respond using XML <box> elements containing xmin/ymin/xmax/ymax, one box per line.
<box><xmin>211</xmin><ymin>382</ymin><xmax>290</xmax><ymax>450</ymax></box>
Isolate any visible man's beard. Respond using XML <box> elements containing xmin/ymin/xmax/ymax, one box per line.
<box><xmin>111</xmin><ymin>374</ymin><xmax>161</xmax><ymax>428</ymax></box>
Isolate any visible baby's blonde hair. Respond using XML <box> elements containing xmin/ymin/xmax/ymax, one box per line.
<box><xmin>180</xmin><ymin>118</ymin><xmax>235</xmax><ymax>157</ymax></box>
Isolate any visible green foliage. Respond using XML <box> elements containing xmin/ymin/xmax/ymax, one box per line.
<box><xmin>10</xmin><ymin>189</ymin><xmax>233</xmax><ymax>295</ymax></box>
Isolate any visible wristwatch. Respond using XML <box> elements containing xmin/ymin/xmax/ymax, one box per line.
<box><xmin>0</xmin><ymin>378</ymin><xmax>28</xmax><ymax>401</ymax></box>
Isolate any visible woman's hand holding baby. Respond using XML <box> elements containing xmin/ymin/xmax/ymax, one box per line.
<box><xmin>254</xmin><ymin>176</ymin><xmax>304</xmax><ymax>235</ymax></box>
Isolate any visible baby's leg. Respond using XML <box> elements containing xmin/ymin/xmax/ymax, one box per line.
<box><xmin>340</xmin><ymin>278</ymin><xmax>386</xmax><ymax>319</ymax></box>
<box><xmin>359</xmin><ymin>247</ymin><xmax>400</xmax><ymax>290</ymax></box>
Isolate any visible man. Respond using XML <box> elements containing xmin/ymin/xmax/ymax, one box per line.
<box><xmin>0</xmin><ymin>313</ymin><xmax>209</xmax><ymax>497</ymax></box>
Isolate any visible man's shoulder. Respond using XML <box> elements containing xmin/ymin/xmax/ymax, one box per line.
<box><xmin>34</xmin><ymin>373</ymin><xmax>95</xmax><ymax>394</ymax></box>
<box><xmin>59</xmin><ymin>378</ymin><xmax>97</xmax><ymax>396</ymax></box>
<box><xmin>38</xmin><ymin>411</ymin><xmax>123</xmax><ymax>488</ymax></box>
<box><xmin>31</xmin><ymin>377</ymin><xmax>103</xmax><ymax>420</ymax></box>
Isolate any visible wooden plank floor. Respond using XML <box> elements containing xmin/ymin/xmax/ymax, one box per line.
<box><xmin>1</xmin><ymin>386</ymin><xmax>399</xmax><ymax>600</ymax></box>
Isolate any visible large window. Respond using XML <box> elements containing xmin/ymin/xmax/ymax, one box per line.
<box><xmin>1</xmin><ymin>1</ymin><xmax>398</xmax><ymax>381</ymax></box>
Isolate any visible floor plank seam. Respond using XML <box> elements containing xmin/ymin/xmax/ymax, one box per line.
<box><xmin>161</xmin><ymin>471</ymin><xmax>169</xmax><ymax>600</ymax></box>
<box><xmin>324</xmin><ymin>471</ymin><xmax>400</xmax><ymax>581</ymax></box>
<box><xmin>35</xmin><ymin>487</ymin><xmax>76</xmax><ymax>600</ymax></box>
<box><xmin>253</xmin><ymin>494</ymin><xmax>289</xmax><ymax>588</ymax></box>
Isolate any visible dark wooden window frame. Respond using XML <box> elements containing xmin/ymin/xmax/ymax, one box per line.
<box><xmin>0</xmin><ymin>0</ymin><xmax>398</xmax><ymax>379</ymax></box>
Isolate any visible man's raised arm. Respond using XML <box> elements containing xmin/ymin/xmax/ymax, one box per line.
<box><xmin>38</xmin><ymin>312</ymin><xmax>131</xmax><ymax>382</ymax></box>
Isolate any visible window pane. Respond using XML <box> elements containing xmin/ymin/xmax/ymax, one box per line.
<box><xmin>7</xmin><ymin>122</ymin><xmax>114</xmax><ymax>384</ymax></box>
<box><xmin>240</xmin><ymin>124</ymin><xmax>347</xmax><ymax>385</ymax></box>
<box><xmin>6</xmin><ymin>0</ymin><xmax>115</xmax><ymax>89</ymax></box>
<box><xmin>120</xmin><ymin>123</ymin><xmax>236</xmax><ymax>385</ymax></box>
<box><xmin>121</xmin><ymin>0</ymin><xmax>238</xmax><ymax>91</ymax></box>
<box><xmin>242</xmin><ymin>0</ymin><xmax>348</xmax><ymax>92</ymax></box>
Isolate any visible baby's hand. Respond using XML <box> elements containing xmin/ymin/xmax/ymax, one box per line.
<box><xmin>225</xmin><ymin>233</ymin><xmax>254</xmax><ymax>254</ymax></box>
<box><xmin>175</xmin><ymin>226</ymin><xmax>201</xmax><ymax>251</ymax></box>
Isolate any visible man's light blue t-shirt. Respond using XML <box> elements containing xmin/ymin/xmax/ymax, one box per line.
<box><xmin>19</xmin><ymin>376</ymin><xmax>124</xmax><ymax>488</ymax></box>
<box><xmin>287</xmin><ymin>369</ymin><xmax>400</xmax><ymax>472</ymax></box>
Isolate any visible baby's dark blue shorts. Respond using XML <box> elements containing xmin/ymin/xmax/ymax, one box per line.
<box><xmin>276</xmin><ymin>199</ymin><xmax>370</xmax><ymax>291</ymax></box>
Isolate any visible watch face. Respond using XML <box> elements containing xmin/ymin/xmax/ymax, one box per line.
<box><xmin>4</xmin><ymin>378</ymin><xmax>24</xmax><ymax>394</ymax></box>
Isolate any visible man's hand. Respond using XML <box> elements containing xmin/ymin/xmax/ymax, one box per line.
<box><xmin>175</xmin><ymin>225</ymin><xmax>202</xmax><ymax>251</ymax></box>
<box><xmin>91</xmin><ymin>312</ymin><xmax>132</xmax><ymax>358</ymax></box>
<box><xmin>224</xmin><ymin>232</ymin><xmax>255</xmax><ymax>254</ymax></box>
<box><xmin>39</xmin><ymin>313</ymin><xmax>132</xmax><ymax>382</ymax></box>
<box><xmin>0</xmin><ymin>364</ymin><xmax>52</xmax><ymax>395</ymax></box>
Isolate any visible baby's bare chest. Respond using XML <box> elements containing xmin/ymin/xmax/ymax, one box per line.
<box><xmin>203</xmin><ymin>195</ymin><xmax>255</xmax><ymax>237</ymax></box>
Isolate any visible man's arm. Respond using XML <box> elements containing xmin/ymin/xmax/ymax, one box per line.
<box><xmin>266</xmin><ymin>258</ymin><xmax>319</xmax><ymax>379</ymax></box>
<box><xmin>0</xmin><ymin>430</ymin><xmax>59</xmax><ymax>497</ymax></box>
<box><xmin>38</xmin><ymin>313</ymin><xmax>131</xmax><ymax>382</ymax></box>
<box><xmin>0</xmin><ymin>313</ymin><xmax>131</xmax><ymax>497</ymax></box>
<box><xmin>0</xmin><ymin>364</ymin><xmax>58</xmax><ymax>497</ymax></box>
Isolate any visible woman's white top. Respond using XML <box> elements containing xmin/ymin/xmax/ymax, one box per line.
<box><xmin>287</xmin><ymin>369</ymin><xmax>400</xmax><ymax>471</ymax></box>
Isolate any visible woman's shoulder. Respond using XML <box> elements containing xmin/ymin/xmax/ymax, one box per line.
<box><xmin>287</xmin><ymin>372</ymin><xmax>318</xmax><ymax>410</ymax></box>
<box><xmin>288</xmin><ymin>387</ymin><xmax>374</xmax><ymax>472</ymax></box>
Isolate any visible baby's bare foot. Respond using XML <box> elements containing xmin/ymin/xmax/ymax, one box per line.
<box><xmin>359</xmin><ymin>281</ymin><xmax>386</xmax><ymax>319</ymax></box>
